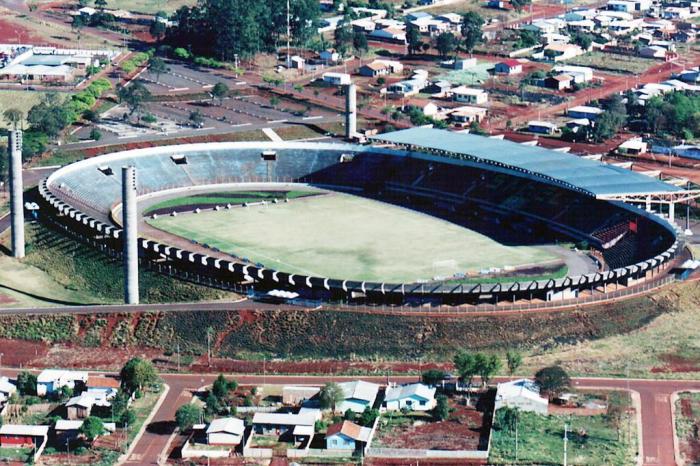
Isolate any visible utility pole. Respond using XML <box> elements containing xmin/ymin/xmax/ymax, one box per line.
<box><xmin>177</xmin><ymin>341</ymin><xmax>181</xmax><ymax>372</ymax></box>
<box><xmin>515</xmin><ymin>411</ymin><xmax>519</xmax><ymax>462</ymax></box>
<box><xmin>286</xmin><ymin>0</ymin><xmax>291</xmax><ymax>68</ymax></box>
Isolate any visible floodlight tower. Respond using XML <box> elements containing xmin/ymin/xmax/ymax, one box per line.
<box><xmin>345</xmin><ymin>83</ymin><xmax>357</xmax><ymax>140</ymax></box>
<box><xmin>122</xmin><ymin>166</ymin><xmax>139</xmax><ymax>304</ymax></box>
<box><xmin>9</xmin><ymin>129</ymin><xmax>24</xmax><ymax>259</ymax></box>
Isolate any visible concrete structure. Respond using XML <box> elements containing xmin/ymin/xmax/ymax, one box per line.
<box><xmin>9</xmin><ymin>130</ymin><xmax>24</xmax><ymax>258</ymax></box>
<box><xmin>382</xmin><ymin>383</ymin><xmax>437</xmax><ymax>411</ymax></box>
<box><xmin>122</xmin><ymin>166</ymin><xmax>139</xmax><ymax>304</ymax></box>
<box><xmin>345</xmin><ymin>83</ymin><xmax>357</xmax><ymax>139</ymax></box>
<box><xmin>494</xmin><ymin>378</ymin><xmax>548</xmax><ymax>414</ymax></box>
<box><xmin>322</xmin><ymin>72</ymin><xmax>352</xmax><ymax>86</ymax></box>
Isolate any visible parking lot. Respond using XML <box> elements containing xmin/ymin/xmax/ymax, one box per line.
<box><xmin>139</xmin><ymin>61</ymin><xmax>246</xmax><ymax>94</ymax></box>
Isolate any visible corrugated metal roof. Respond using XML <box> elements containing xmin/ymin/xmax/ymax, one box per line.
<box><xmin>370</xmin><ymin>127</ymin><xmax>681</xmax><ymax>197</ymax></box>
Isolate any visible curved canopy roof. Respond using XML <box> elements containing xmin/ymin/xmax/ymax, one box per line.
<box><xmin>370</xmin><ymin>127</ymin><xmax>681</xmax><ymax>197</ymax></box>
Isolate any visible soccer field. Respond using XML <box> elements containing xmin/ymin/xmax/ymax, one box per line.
<box><xmin>148</xmin><ymin>192</ymin><xmax>558</xmax><ymax>283</ymax></box>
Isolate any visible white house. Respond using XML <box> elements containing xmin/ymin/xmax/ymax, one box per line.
<box><xmin>337</xmin><ymin>380</ymin><xmax>380</xmax><ymax>413</ymax></box>
<box><xmin>449</xmin><ymin>106</ymin><xmax>487</xmax><ymax>125</ymax></box>
<box><xmin>319</xmin><ymin>49</ymin><xmax>340</xmax><ymax>64</ymax></box>
<box><xmin>495</xmin><ymin>379</ymin><xmax>548</xmax><ymax>414</ymax></box>
<box><xmin>451</xmin><ymin>86</ymin><xmax>488</xmax><ymax>105</ymax></box>
<box><xmin>322</xmin><ymin>72</ymin><xmax>352</xmax><ymax>86</ymax></box>
<box><xmin>553</xmin><ymin>65</ymin><xmax>593</xmax><ymax>83</ymax></box>
<box><xmin>206</xmin><ymin>418</ymin><xmax>245</xmax><ymax>446</ymax></box>
<box><xmin>0</xmin><ymin>377</ymin><xmax>16</xmax><ymax>403</ymax></box>
<box><xmin>567</xmin><ymin>105</ymin><xmax>604</xmax><ymax>119</ymax></box>
<box><xmin>607</xmin><ymin>0</ymin><xmax>637</xmax><ymax>13</ymax></box>
<box><xmin>37</xmin><ymin>370</ymin><xmax>88</xmax><ymax>397</ymax></box>
<box><xmin>639</xmin><ymin>45</ymin><xmax>669</xmax><ymax>59</ymax></box>
<box><xmin>528</xmin><ymin>120</ymin><xmax>559</xmax><ymax>134</ymax></box>
<box><xmin>369</xmin><ymin>27</ymin><xmax>407</xmax><ymax>43</ymax></box>
<box><xmin>542</xmin><ymin>43</ymin><xmax>585</xmax><ymax>61</ymax></box>
<box><xmin>382</xmin><ymin>383</ymin><xmax>437</xmax><ymax>412</ymax></box>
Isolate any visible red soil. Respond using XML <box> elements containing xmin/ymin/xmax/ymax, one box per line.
<box><xmin>193</xmin><ymin>358</ymin><xmax>452</xmax><ymax>375</ymax></box>
<box><xmin>0</xmin><ymin>338</ymin><xmax>48</xmax><ymax>366</ymax></box>
<box><xmin>651</xmin><ymin>354</ymin><xmax>700</xmax><ymax>373</ymax></box>
<box><xmin>0</xmin><ymin>17</ymin><xmax>53</xmax><ymax>44</ymax></box>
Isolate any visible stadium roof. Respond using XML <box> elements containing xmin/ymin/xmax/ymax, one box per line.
<box><xmin>370</xmin><ymin>128</ymin><xmax>683</xmax><ymax>198</ymax></box>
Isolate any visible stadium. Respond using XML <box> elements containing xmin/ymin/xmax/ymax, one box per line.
<box><xmin>36</xmin><ymin>127</ymin><xmax>686</xmax><ymax>307</ymax></box>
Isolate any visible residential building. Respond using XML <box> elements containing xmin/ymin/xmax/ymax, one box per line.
<box><xmin>325</xmin><ymin>420</ymin><xmax>372</xmax><ymax>450</ymax></box>
<box><xmin>449</xmin><ymin>106</ymin><xmax>487</xmax><ymax>125</ymax></box>
<box><xmin>618</xmin><ymin>138</ymin><xmax>648</xmax><ymax>155</ymax></box>
<box><xmin>359</xmin><ymin>61</ymin><xmax>389</xmax><ymax>77</ymax></box>
<box><xmin>319</xmin><ymin>49</ymin><xmax>340</xmax><ymax>64</ymax></box>
<box><xmin>369</xmin><ymin>27</ymin><xmax>407</xmax><ymax>43</ymax></box>
<box><xmin>567</xmin><ymin>105</ymin><xmax>604</xmax><ymax>119</ymax></box>
<box><xmin>454</xmin><ymin>58</ymin><xmax>477</xmax><ymax>70</ymax></box>
<box><xmin>545</xmin><ymin>74</ymin><xmax>574</xmax><ymax>90</ymax></box>
<box><xmin>0</xmin><ymin>425</ymin><xmax>49</xmax><ymax>449</ymax></box>
<box><xmin>206</xmin><ymin>418</ymin><xmax>245</xmax><ymax>446</ymax></box>
<box><xmin>528</xmin><ymin>120</ymin><xmax>560</xmax><ymax>134</ymax></box>
<box><xmin>86</xmin><ymin>377</ymin><xmax>120</xmax><ymax>399</ymax></box>
<box><xmin>251</xmin><ymin>411</ymin><xmax>317</xmax><ymax>440</ymax></box>
<box><xmin>639</xmin><ymin>45</ymin><xmax>670</xmax><ymax>58</ymax></box>
<box><xmin>66</xmin><ymin>392</ymin><xmax>111</xmax><ymax>420</ymax></box>
<box><xmin>542</xmin><ymin>43</ymin><xmax>585</xmax><ymax>61</ymax></box>
<box><xmin>607</xmin><ymin>0</ymin><xmax>637</xmax><ymax>13</ymax></box>
<box><xmin>55</xmin><ymin>420</ymin><xmax>115</xmax><ymax>443</ymax></box>
<box><xmin>553</xmin><ymin>65</ymin><xmax>593</xmax><ymax>83</ymax></box>
<box><xmin>283</xmin><ymin>386</ymin><xmax>320</xmax><ymax>405</ymax></box>
<box><xmin>322</xmin><ymin>72</ymin><xmax>352</xmax><ymax>86</ymax></box>
<box><xmin>424</xmin><ymin>80</ymin><xmax>452</xmax><ymax>97</ymax></box>
<box><xmin>495</xmin><ymin>379</ymin><xmax>548</xmax><ymax>414</ymax></box>
<box><xmin>36</xmin><ymin>370</ymin><xmax>88</xmax><ymax>397</ymax></box>
<box><xmin>451</xmin><ymin>86</ymin><xmax>489</xmax><ymax>105</ymax></box>
<box><xmin>387</xmin><ymin>78</ymin><xmax>426</xmax><ymax>97</ymax></box>
<box><xmin>0</xmin><ymin>377</ymin><xmax>16</xmax><ymax>403</ymax></box>
<box><xmin>337</xmin><ymin>380</ymin><xmax>380</xmax><ymax>413</ymax></box>
<box><xmin>494</xmin><ymin>59</ymin><xmax>522</xmax><ymax>75</ymax></box>
<box><xmin>382</xmin><ymin>383</ymin><xmax>437</xmax><ymax>411</ymax></box>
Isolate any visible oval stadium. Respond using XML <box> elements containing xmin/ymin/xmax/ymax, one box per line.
<box><xmin>37</xmin><ymin>127</ymin><xmax>685</xmax><ymax>307</ymax></box>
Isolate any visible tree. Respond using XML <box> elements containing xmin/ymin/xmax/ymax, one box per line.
<box><xmin>80</xmin><ymin>416</ymin><xmax>106</xmax><ymax>442</ymax></box>
<box><xmin>150</xmin><ymin>19</ymin><xmax>166</xmax><ymax>42</ymax></box>
<box><xmin>16</xmin><ymin>372</ymin><xmax>37</xmax><ymax>396</ymax></box>
<box><xmin>461</xmin><ymin>12</ymin><xmax>484</xmax><ymax>54</ymax></box>
<box><xmin>343</xmin><ymin>408</ymin><xmax>356</xmax><ymax>421</ymax></box>
<box><xmin>94</xmin><ymin>0</ymin><xmax>107</xmax><ymax>11</ymax></box>
<box><xmin>359</xmin><ymin>406</ymin><xmax>379</xmax><ymax>426</ymax></box>
<box><xmin>421</xmin><ymin>369</ymin><xmax>447</xmax><ymax>386</ymax></box>
<box><xmin>211</xmin><ymin>82</ymin><xmax>229</xmax><ymax>106</ymax></box>
<box><xmin>189</xmin><ymin>110</ymin><xmax>204</xmax><ymax>127</ymax></box>
<box><xmin>476</xmin><ymin>353</ymin><xmax>501</xmax><ymax>387</ymax></box>
<box><xmin>570</xmin><ymin>31</ymin><xmax>593</xmax><ymax>50</ymax></box>
<box><xmin>212</xmin><ymin>374</ymin><xmax>237</xmax><ymax>399</ymax></box>
<box><xmin>89</xmin><ymin>128</ymin><xmax>102</xmax><ymax>141</ymax></box>
<box><xmin>352</xmin><ymin>30</ymin><xmax>368</xmax><ymax>55</ymax></box>
<box><xmin>269</xmin><ymin>96</ymin><xmax>280</xmax><ymax>108</ymax></box>
<box><xmin>117</xmin><ymin>82</ymin><xmax>151</xmax><ymax>122</ymax></box>
<box><xmin>435</xmin><ymin>32</ymin><xmax>456</xmax><ymax>58</ymax></box>
<box><xmin>510</xmin><ymin>0</ymin><xmax>531</xmax><ymax>12</ymax></box>
<box><xmin>534</xmin><ymin>365</ymin><xmax>571</xmax><ymax>397</ymax></box>
<box><xmin>59</xmin><ymin>385</ymin><xmax>74</xmax><ymax>401</ymax></box>
<box><xmin>433</xmin><ymin>394</ymin><xmax>449</xmax><ymax>421</ymax></box>
<box><xmin>454</xmin><ymin>350</ymin><xmax>478</xmax><ymax>389</ymax></box>
<box><xmin>148</xmin><ymin>56</ymin><xmax>169</xmax><ymax>83</ymax></box>
<box><xmin>606</xmin><ymin>392</ymin><xmax>627</xmax><ymax>440</ymax></box>
<box><xmin>319</xmin><ymin>382</ymin><xmax>344</xmax><ymax>411</ymax></box>
<box><xmin>27</xmin><ymin>98</ymin><xmax>71</xmax><ymax>138</ymax></box>
<box><xmin>120</xmin><ymin>357</ymin><xmax>158</xmax><ymax>394</ymax></box>
<box><xmin>205</xmin><ymin>392</ymin><xmax>222</xmax><ymax>415</ymax></box>
<box><xmin>406</xmin><ymin>23</ymin><xmax>422</xmax><ymax>55</ymax></box>
<box><xmin>3</xmin><ymin>108</ymin><xmax>23</xmax><ymax>129</ymax></box>
<box><xmin>506</xmin><ymin>351</ymin><xmax>522</xmax><ymax>377</ymax></box>
<box><xmin>175</xmin><ymin>404</ymin><xmax>202</xmax><ymax>431</ymax></box>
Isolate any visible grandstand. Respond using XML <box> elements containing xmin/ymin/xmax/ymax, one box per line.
<box><xmin>38</xmin><ymin>131</ymin><xmax>684</xmax><ymax>306</ymax></box>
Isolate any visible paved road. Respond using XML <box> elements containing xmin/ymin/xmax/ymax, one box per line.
<box><xmin>118</xmin><ymin>373</ymin><xmax>698</xmax><ymax>466</ymax></box>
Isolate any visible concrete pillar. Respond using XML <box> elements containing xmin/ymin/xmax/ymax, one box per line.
<box><xmin>345</xmin><ymin>83</ymin><xmax>357</xmax><ymax>140</ymax></box>
<box><xmin>122</xmin><ymin>166</ymin><xmax>139</xmax><ymax>304</ymax></box>
<box><xmin>9</xmin><ymin>130</ymin><xmax>24</xmax><ymax>259</ymax></box>
<box><xmin>669</xmin><ymin>202</ymin><xmax>675</xmax><ymax>223</ymax></box>
<box><xmin>645</xmin><ymin>195</ymin><xmax>651</xmax><ymax>212</ymax></box>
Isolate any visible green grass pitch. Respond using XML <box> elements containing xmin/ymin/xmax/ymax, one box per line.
<box><xmin>148</xmin><ymin>192</ymin><xmax>558</xmax><ymax>283</ymax></box>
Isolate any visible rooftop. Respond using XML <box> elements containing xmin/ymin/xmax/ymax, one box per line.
<box><xmin>338</xmin><ymin>380</ymin><xmax>380</xmax><ymax>403</ymax></box>
<box><xmin>370</xmin><ymin>127</ymin><xmax>682</xmax><ymax>197</ymax></box>
<box><xmin>384</xmin><ymin>383</ymin><xmax>436</xmax><ymax>402</ymax></box>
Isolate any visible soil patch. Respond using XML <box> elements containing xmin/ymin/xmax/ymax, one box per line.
<box><xmin>0</xmin><ymin>338</ymin><xmax>48</xmax><ymax>366</ymax></box>
<box><xmin>651</xmin><ymin>354</ymin><xmax>700</xmax><ymax>373</ymax></box>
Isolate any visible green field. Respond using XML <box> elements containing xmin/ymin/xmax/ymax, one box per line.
<box><xmin>0</xmin><ymin>91</ymin><xmax>57</xmax><ymax>130</ymax></box>
<box><xmin>148</xmin><ymin>191</ymin><xmax>557</xmax><ymax>282</ymax></box>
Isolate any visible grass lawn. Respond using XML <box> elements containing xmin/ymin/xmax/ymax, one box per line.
<box><xmin>0</xmin><ymin>91</ymin><xmax>58</xmax><ymax>130</ymax></box>
<box><xmin>145</xmin><ymin>190</ymin><xmax>314</xmax><ymax>213</ymax></box>
<box><xmin>127</xmin><ymin>388</ymin><xmax>163</xmax><ymax>445</ymax></box>
<box><xmin>437</xmin><ymin>62</ymin><xmax>495</xmax><ymax>86</ymax></box>
<box><xmin>489</xmin><ymin>409</ymin><xmax>636</xmax><ymax>465</ymax></box>
<box><xmin>563</xmin><ymin>52</ymin><xmax>657</xmax><ymax>75</ymax></box>
<box><xmin>0</xmin><ymin>447</ymin><xmax>32</xmax><ymax>462</ymax></box>
<box><xmin>520</xmin><ymin>282</ymin><xmax>700</xmax><ymax>379</ymax></box>
<box><xmin>675</xmin><ymin>391</ymin><xmax>700</xmax><ymax>465</ymax></box>
<box><xmin>148</xmin><ymin>191</ymin><xmax>558</xmax><ymax>282</ymax></box>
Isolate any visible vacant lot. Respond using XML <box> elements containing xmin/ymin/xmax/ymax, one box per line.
<box><xmin>0</xmin><ymin>90</ymin><xmax>54</xmax><ymax>129</ymax></box>
<box><xmin>676</xmin><ymin>392</ymin><xmax>700</xmax><ymax>465</ymax></box>
<box><xmin>490</xmin><ymin>406</ymin><xmax>636</xmax><ymax>465</ymax></box>
<box><xmin>149</xmin><ymin>191</ymin><xmax>557</xmax><ymax>282</ymax></box>
<box><xmin>564</xmin><ymin>52</ymin><xmax>657</xmax><ymax>75</ymax></box>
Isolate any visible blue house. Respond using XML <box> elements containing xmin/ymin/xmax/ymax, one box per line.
<box><xmin>325</xmin><ymin>421</ymin><xmax>371</xmax><ymax>450</ymax></box>
<box><xmin>336</xmin><ymin>381</ymin><xmax>380</xmax><ymax>414</ymax></box>
<box><xmin>382</xmin><ymin>383</ymin><xmax>437</xmax><ymax>412</ymax></box>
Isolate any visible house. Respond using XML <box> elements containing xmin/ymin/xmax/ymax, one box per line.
<box><xmin>351</xmin><ymin>17</ymin><xmax>376</xmax><ymax>33</ymax></box>
<box><xmin>318</xmin><ymin>16</ymin><xmax>343</xmax><ymax>33</ymax></box>
<box><xmin>406</xmin><ymin>11</ymin><xmax>432</xmax><ymax>22</ymax></box>
<box><xmin>86</xmin><ymin>377</ymin><xmax>120</xmax><ymax>399</ymax></box>
<box><xmin>55</xmin><ymin>420</ymin><xmax>115</xmax><ymax>443</ymax></box>
<box><xmin>369</xmin><ymin>27</ymin><xmax>407</xmax><ymax>43</ymax></box>
<box><xmin>451</xmin><ymin>86</ymin><xmax>488</xmax><ymax>105</ymax></box>
<box><xmin>567</xmin><ymin>105</ymin><xmax>604</xmax><ymax>119</ymax></box>
<box><xmin>382</xmin><ymin>383</ymin><xmax>437</xmax><ymax>412</ymax></box>
<box><xmin>283</xmin><ymin>386</ymin><xmax>320</xmax><ymax>405</ymax></box>
<box><xmin>639</xmin><ymin>45</ymin><xmax>669</xmax><ymax>59</ymax></box>
<box><xmin>409</xmin><ymin>14</ymin><xmax>437</xmax><ymax>33</ymax></box>
<box><xmin>617</xmin><ymin>137</ymin><xmax>648</xmax><ymax>155</ymax></box>
<box><xmin>607</xmin><ymin>0</ymin><xmax>637</xmax><ymax>12</ymax></box>
<box><xmin>424</xmin><ymin>80</ymin><xmax>452</xmax><ymax>97</ymax></box>
<box><xmin>66</xmin><ymin>393</ymin><xmax>111</xmax><ymax>420</ymax></box>
<box><xmin>287</xmin><ymin>55</ymin><xmax>305</xmax><ymax>69</ymax></box>
<box><xmin>542</xmin><ymin>43</ymin><xmax>584</xmax><ymax>61</ymax></box>
<box><xmin>454</xmin><ymin>58</ymin><xmax>477</xmax><ymax>70</ymax></box>
<box><xmin>553</xmin><ymin>65</ymin><xmax>593</xmax><ymax>83</ymax></box>
<box><xmin>322</xmin><ymin>72</ymin><xmax>352</xmax><ymax>86</ymax></box>
<box><xmin>319</xmin><ymin>49</ymin><xmax>340</xmax><ymax>64</ymax></box>
<box><xmin>545</xmin><ymin>74</ymin><xmax>574</xmax><ymax>90</ymax></box>
<box><xmin>206</xmin><ymin>418</ymin><xmax>245</xmax><ymax>446</ymax></box>
<box><xmin>325</xmin><ymin>420</ymin><xmax>372</xmax><ymax>450</ymax></box>
<box><xmin>449</xmin><ymin>106</ymin><xmax>487</xmax><ymax>125</ymax></box>
<box><xmin>528</xmin><ymin>120</ymin><xmax>559</xmax><ymax>134</ymax></box>
<box><xmin>0</xmin><ymin>377</ymin><xmax>16</xmax><ymax>403</ymax></box>
<box><xmin>494</xmin><ymin>59</ymin><xmax>522</xmax><ymax>75</ymax></box>
<box><xmin>337</xmin><ymin>381</ymin><xmax>380</xmax><ymax>413</ymax></box>
<box><xmin>495</xmin><ymin>379</ymin><xmax>548</xmax><ymax>414</ymax></box>
<box><xmin>359</xmin><ymin>61</ymin><xmax>389</xmax><ymax>77</ymax></box>
<box><xmin>387</xmin><ymin>78</ymin><xmax>426</xmax><ymax>97</ymax></box>
<box><xmin>251</xmin><ymin>411</ymin><xmax>317</xmax><ymax>441</ymax></box>
<box><xmin>37</xmin><ymin>370</ymin><xmax>88</xmax><ymax>397</ymax></box>
<box><xmin>0</xmin><ymin>425</ymin><xmax>49</xmax><ymax>449</ymax></box>
<box><xmin>664</xmin><ymin>7</ymin><xmax>691</xmax><ymax>19</ymax></box>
